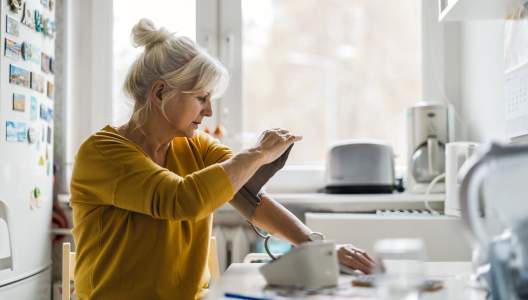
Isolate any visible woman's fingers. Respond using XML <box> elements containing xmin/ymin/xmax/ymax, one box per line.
<box><xmin>338</xmin><ymin>248</ymin><xmax>373</xmax><ymax>274</ymax></box>
<box><xmin>255</xmin><ymin>128</ymin><xmax>302</xmax><ymax>164</ymax></box>
<box><xmin>345</xmin><ymin>245</ymin><xmax>375</xmax><ymax>264</ymax></box>
<box><xmin>338</xmin><ymin>246</ymin><xmax>375</xmax><ymax>274</ymax></box>
<box><xmin>288</xmin><ymin>134</ymin><xmax>303</xmax><ymax>142</ymax></box>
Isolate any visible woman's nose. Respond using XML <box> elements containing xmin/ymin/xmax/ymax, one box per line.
<box><xmin>202</xmin><ymin>100</ymin><xmax>213</xmax><ymax>117</ymax></box>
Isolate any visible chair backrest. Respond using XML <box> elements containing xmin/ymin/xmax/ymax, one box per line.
<box><xmin>62</xmin><ymin>242</ymin><xmax>75</xmax><ymax>300</ymax></box>
<box><xmin>208</xmin><ymin>236</ymin><xmax>220</xmax><ymax>282</ymax></box>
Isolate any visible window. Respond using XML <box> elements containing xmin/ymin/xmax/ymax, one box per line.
<box><xmin>241</xmin><ymin>0</ymin><xmax>422</xmax><ymax>165</ymax></box>
<box><xmin>109</xmin><ymin>1</ymin><xmax>423</xmax><ymax>167</ymax></box>
<box><xmin>112</xmin><ymin>0</ymin><xmax>196</xmax><ymax>125</ymax></box>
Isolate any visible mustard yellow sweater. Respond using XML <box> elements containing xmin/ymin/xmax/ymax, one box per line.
<box><xmin>71</xmin><ymin>125</ymin><xmax>235</xmax><ymax>300</ymax></box>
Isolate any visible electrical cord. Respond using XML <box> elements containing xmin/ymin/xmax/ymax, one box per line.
<box><xmin>248</xmin><ymin>221</ymin><xmax>277</xmax><ymax>260</ymax></box>
<box><xmin>424</xmin><ymin>173</ymin><xmax>445</xmax><ymax>215</ymax></box>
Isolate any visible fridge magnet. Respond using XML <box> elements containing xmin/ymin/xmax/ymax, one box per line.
<box><xmin>9</xmin><ymin>0</ymin><xmax>23</xmax><ymax>12</ymax></box>
<box><xmin>41</xmin><ymin>52</ymin><xmax>50</xmax><ymax>73</ymax></box>
<box><xmin>47</xmin><ymin>81</ymin><xmax>54</xmax><ymax>99</ymax></box>
<box><xmin>27</xmin><ymin>127</ymin><xmax>37</xmax><ymax>144</ymax></box>
<box><xmin>49</xmin><ymin>0</ymin><xmax>54</xmax><ymax>11</ymax></box>
<box><xmin>38</xmin><ymin>155</ymin><xmax>45</xmax><ymax>166</ymax></box>
<box><xmin>16</xmin><ymin>122</ymin><xmax>27</xmax><ymax>142</ymax></box>
<box><xmin>4</xmin><ymin>38</ymin><xmax>21</xmax><ymax>59</ymax></box>
<box><xmin>39</xmin><ymin>103</ymin><xmax>47</xmax><ymax>120</ymax></box>
<box><xmin>21</xmin><ymin>3</ymin><xmax>35</xmax><ymax>29</ymax></box>
<box><xmin>47</xmin><ymin>107</ymin><xmax>54</xmax><ymax>121</ymax></box>
<box><xmin>12</xmin><ymin>93</ymin><xmax>26</xmax><ymax>112</ymax></box>
<box><xmin>6</xmin><ymin>121</ymin><xmax>17</xmax><ymax>142</ymax></box>
<box><xmin>30</xmin><ymin>96</ymin><xmax>38</xmax><ymax>120</ymax></box>
<box><xmin>47</xmin><ymin>126</ymin><xmax>52</xmax><ymax>144</ymax></box>
<box><xmin>49</xmin><ymin>57</ymin><xmax>54</xmax><ymax>73</ymax></box>
<box><xmin>31</xmin><ymin>45</ymin><xmax>41</xmax><ymax>65</ymax></box>
<box><xmin>40</xmin><ymin>0</ymin><xmax>49</xmax><ymax>8</ymax></box>
<box><xmin>6</xmin><ymin>15</ymin><xmax>20</xmax><ymax>36</ymax></box>
<box><xmin>41</xmin><ymin>124</ymin><xmax>46</xmax><ymax>142</ymax></box>
<box><xmin>30</xmin><ymin>72</ymin><xmax>44</xmax><ymax>93</ymax></box>
<box><xmin>21</xmin><ymin>42</ymin><xmax>32</xmax><ymax>61</ymax></box>
<box><xmin>43</xmin><ymin>18</ymin><xmax>55</xmax><ymax>37</ymax></box>
<box><xmin>29</xmin><ymin>187</ymin><xmax>42</xmax><ymax>210</ymax></box>
<box><xmin>34</xmin><ymin>10</ymin><xmax>43</xmax><ymax>32</ymax></box>
<box><xmin>9</xmin><ymin>64</ymin><xmax>30</xmax><ymax>87</ymax></box>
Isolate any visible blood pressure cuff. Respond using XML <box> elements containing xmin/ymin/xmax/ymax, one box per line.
<box><xmin>229</xmin><ymin>144</ymin><xmax>294</xmax><ymax>220</ymax></box>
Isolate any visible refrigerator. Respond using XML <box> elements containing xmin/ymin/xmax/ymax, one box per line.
<box><xmin>0</xmin><ymin>0</ymin><xmax>55</xmax><ymax>298</ymax></box>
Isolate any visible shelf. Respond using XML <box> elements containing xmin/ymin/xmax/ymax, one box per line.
<box><xmin>439</xmin><ymin>0</ymin><xmax>524</xmax><ymax>22</ymax></box>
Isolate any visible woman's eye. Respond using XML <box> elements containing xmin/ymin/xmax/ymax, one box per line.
<box><xmin>196</xmin><ymin>97</ymin><xmax>207</xmax><ymax>102</ymax></box>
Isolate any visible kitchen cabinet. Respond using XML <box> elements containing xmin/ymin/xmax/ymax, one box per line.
<box><xmin>439</xmin><ymin>0</ymin><xmax>524</xmax><ymax>21</ymax></box>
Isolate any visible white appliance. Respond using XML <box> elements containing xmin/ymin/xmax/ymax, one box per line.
<box><xmin>406</xmin><ymin>102</ymin><xmax>455</xmax><ymax>194</ymax></box>
<box><xmin>0</xmin><ymin>0</ymin><xmax>55</xmax><ymax>298</ymax></box>
<box><xmin>259</xmin><ymin>241</ymin><xmax>339</xmax><ymax>290</ymax></box>
<box><xmin>459</xmin><ymin>142</ymin><xmax>528</xmax><ymax>299</ymax></box>
<box><xmin>324</xmin><ymin>140</ymin><xmax>397</xmax><ymax>194</ymax></box>
<box><xmin>444</xmin><ymin>142</ymin><xmax>477</xmax><ymax>217</ymax></box>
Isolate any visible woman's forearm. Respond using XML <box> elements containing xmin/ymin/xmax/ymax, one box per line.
<box><xmin>220</xmin><ymin>148</ymin><xmax>265</xmax><ymax>193</ymax></box>
<box><xmin>250</xmin><ymin>194</ymin><xmax>311</xmax><ymax>246</ymax></box>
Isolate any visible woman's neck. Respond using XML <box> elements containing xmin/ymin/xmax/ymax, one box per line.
<box><xmin>118</xmin><ymin>120</ymin><xmax>173</xmax><ymax>163</ymax></box>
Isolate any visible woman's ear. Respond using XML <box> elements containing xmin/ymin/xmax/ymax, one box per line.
<box><xmin>148</xmin><ymin>80</ymin><xmax>165</xmax><ymax>107</ymax></box>
<box><xmin>156</xmin><ymin>83</ymin><xmax>164</xmax><ymax>100</ymax></box>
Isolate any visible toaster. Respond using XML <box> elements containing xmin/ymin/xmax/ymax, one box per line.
<box><xmin>325</xmin><ymin>140</ymin><xmax>396</xmax><ymax>194</ymax></box>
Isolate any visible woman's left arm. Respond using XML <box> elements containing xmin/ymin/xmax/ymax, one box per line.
<box><xmin>250</xmin><ymin>194</ymin><xmax>311</xmax><ymax>245</ymax></box>
<box><xmin>251</xmin><ymin>194</ymin><xmax>376</xmax><ymax>274</ymax></box>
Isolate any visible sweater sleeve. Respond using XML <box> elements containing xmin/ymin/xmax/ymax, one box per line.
<box><xmin>91</xmin><ymin>133</ymin><xmax>235</xmax><ymax>221</ymax></box>
<box><xmin>196</xmin><ymin>132</ymin><xmax>233</xmax><ymax>166</ymax></box>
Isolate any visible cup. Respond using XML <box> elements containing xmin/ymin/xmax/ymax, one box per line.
<box><xmin>445</xmin><ymin>142</ymin><xmax>478</xmax><ymax>217</ymax></box>
<box><xmin>374</xmin><ymin>238</ymin><xmax>426</xmax><ymax>300</ymax></box>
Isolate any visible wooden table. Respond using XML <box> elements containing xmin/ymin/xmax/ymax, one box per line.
<box><xmin>207</xmin><ymin>262</ymin><xmax>487</xmax><ymax>299</ymax></box>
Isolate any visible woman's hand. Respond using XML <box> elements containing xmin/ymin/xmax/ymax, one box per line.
<box><xmin>221</xmin><ymin>128</ymin><xmax>302</xmax><ymax>194</ymax></box>
<box><xmin>254</xmin><ymin>128</ymin><xmax>302</xmax><ymax>164</ymax></box>
<box><xmin>337</xmin><ymin>244</ymin><xmax>376</xmax><ymax>274</ymax></box>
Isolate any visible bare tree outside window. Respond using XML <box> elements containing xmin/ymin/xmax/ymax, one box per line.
<box><xmin>242</xmin><ymin>0</ymin><xmax>422</xmax><ymax>166</ymax></box>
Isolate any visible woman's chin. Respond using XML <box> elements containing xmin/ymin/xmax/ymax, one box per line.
<box><xmin>186</xmin><ymin>128</ymin><xmax>198</xmax><ymax>138</ymax></box>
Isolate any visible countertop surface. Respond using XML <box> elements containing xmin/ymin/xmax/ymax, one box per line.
<box><xmin>207</xmin><ymin>262</ymin><xmax>486</xmax><ymax>300</ymax></box>
<box><xmin>217</xmin><ymin>192</ymin><xmax>445</xmax><ymax>213</ymax></box>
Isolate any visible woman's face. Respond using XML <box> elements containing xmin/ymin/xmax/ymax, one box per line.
<box><xmin>162</xmin><ymin>90</ymin><xmax>212</xmax><ymax>138</ymax></box>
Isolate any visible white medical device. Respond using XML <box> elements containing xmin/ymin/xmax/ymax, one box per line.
<box><xmin>259</xmin><ymin>241</ymin><xmax>339</xmax><ymax>290</ymax></box>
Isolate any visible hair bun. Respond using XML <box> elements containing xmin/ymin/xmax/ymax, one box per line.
<box><xmin>131</xmin><ymin>18</ymin><xmax>171</xmax><ymax>48</ymax></box>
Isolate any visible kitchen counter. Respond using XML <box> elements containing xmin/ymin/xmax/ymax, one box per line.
<box><xmin>214</xmin><ymin>193</ymin><xmax>445</xmax><ymax>225</ymax></box>
<box><xmin>206</xmin><ymin>262</ymin><xmax>486</xmax><ymax>300</ymax></box>
<box><xmin>219</xmin><ymin>192</ymin><xmax>444</xmax><ymax>212</ymax></box>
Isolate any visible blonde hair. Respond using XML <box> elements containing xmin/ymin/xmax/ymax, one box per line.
<box><xmin>124</xmin><ymin>18</ymin><xmax>229</xmax><ymax>127</ymax></box>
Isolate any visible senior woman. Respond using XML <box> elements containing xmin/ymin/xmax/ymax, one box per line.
<box><xmin>71</xmin><ymin>19</ymin><xmax>375</xmax><ymax>300</ymax></box>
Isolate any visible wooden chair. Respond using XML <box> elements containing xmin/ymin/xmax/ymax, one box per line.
<box><xmin>208</xmin><ymin>236</ymin><xmax>221</xmax><ymax>282</ymax></box>
<box><xmin>62</xmin><ymin>242</ymin><xmax>75</xmax><ymax>300</ymax></box>
<box><xmin>62</xmin><ymin>237</ymin><xmax>220</xmax><ymax>299</ymax></box>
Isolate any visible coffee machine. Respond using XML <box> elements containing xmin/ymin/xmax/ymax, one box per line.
<box><xmin>406</xmin><ymin>102</ymin><xmax>455</xmax><ymax>193</ymax></box>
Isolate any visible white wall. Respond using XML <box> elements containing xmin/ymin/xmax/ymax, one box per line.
<box><xmin>54</xmin><ymin>0</ymin><xmax>113</xmax><ymax>194</ymax></box>
<box><xmin>458</xmin><ymin>21</ymin><xmax>507</xmax><ymax>142</ymax></box>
